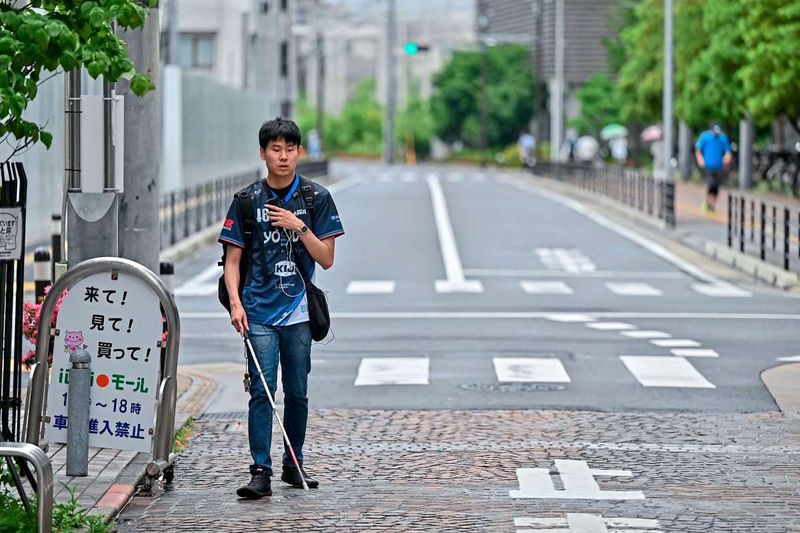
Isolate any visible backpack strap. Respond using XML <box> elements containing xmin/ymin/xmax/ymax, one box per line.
<box><xmin>297</xmin><ymin>175</ymin><xmax>316</xmax><ymax>222</ymax></box>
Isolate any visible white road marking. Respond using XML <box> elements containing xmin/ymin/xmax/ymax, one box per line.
<box><xmin>510</xmin><ymin>459</ymin><xmax>645</xmax><ymax>500</ymax></box>
<box><xmin>671</xmin><ymin>349</ymin><xmax>719</xmax><ymax>358</ymax></box>
<box><xmin>182</xmin><ymin>311</ymin><xmax>800</xmax><ymax>320</ymax></box>
<box><xmin>346</xmin><ymin>280</ymin><xmax>396</xmax><ymax>295</ymax></box>
<box><xmin>606</xmin><ymin>282</ymin><xmax>663</xmax><ymax>296</ymax></box>
<box><xmin>520</xmin><ymin>281</ymin><xmax>574</xmax><ymax>295</ymax></box>
<box><xmin>536</xmin><ymin>248</ymin><xmax>596</xmax><ymax>273</ymax></box>
<box><xmin>692</xmin><ymin>283</ymin><xmax>752</xmax><ymax>297</ymax></box>
<box><xmin>494</xmin><ymin>358</ymin><xmax>571</xmax><ymax>383</ymax></box>
<box><xmin>545</xmin><ymin>313</ymin><xmax>596</xmax><ymax>322</ymax></box>
<box><xmin>426</xmin><ymin>174</ymin><xmax>484</xmax><ymax>293</ymax></box>
<box><xmin>650</xmin><ymin>339</ymin><xmax>701</xmax><ymax>348</ymax></box>
<box><xmin>620</xmin><ymin>356</ymin><xmax>715</xmax><ymax>388</ymax></box>
<box><xmin>446</xmin><ymin>172</ymin><xmax>464</xmax><ymax>183</ymax></box>
<box><xmin>354</xmin><ymin>357</ymin><xmax>429</xmax><ymax>386</ymax></box>
<box><xmin>621</xmin><ymin>330</ymin><xmax>671</xmax><ymax>339</ymax></box>
<box><xmin>514</xmin><ymin>514</ymin><xmax>661</xmax><ymax>532</ymax></box>
<box><xmin>401</xmin><ymin>173</ymin><xmax>417</xmax><ymax>183</ymax></box>
<box><xmin>503</xmin><ymin>175</ymin><xmax>722</xmax><ymax>284</ymax></box>
<box><xmin>174</xmin><ymin>263</ymin><xmax>222</xmax><ymax>296</ymax></box>
<box><xmin>464</xmin><ymin>268</ymin><xmax>683</xmax><ymax>278</ymax></box>
<box><xmin>587</xmin><ymin>322</ymin><xmax>636</xmax><ymax>331</ymax></box>
<box><xmin>777</xmin><ymin>355</ymin><xmax>800</xmax><ymax>362</ymax></box>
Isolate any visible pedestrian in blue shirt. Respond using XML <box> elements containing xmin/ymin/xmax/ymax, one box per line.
<box><xmin>695</xmin><ymin>123</ymin><xmax>732</xmax><ymax>212</ymax></box>
<box><xmin>219</xmin><ymin>117</ymin><xmax>344</xmax><ymax>499</ymax></box>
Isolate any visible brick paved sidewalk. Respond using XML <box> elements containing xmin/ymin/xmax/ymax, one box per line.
<box><xmin>116</xmin><ymin>409</ymin><xmax>800</xmax><ymax>532</ymax></box>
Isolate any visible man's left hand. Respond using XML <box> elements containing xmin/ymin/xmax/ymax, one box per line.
<box><xmin>267</xmin><ymin>204</ymin><xmax>304</xmax><ymax>232</ymax></box>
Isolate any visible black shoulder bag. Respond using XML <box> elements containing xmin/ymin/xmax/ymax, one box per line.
<box><xmin>295</xmin><ymin>177</ymin><xmax>331</xmax><ymax>341</ymax></box>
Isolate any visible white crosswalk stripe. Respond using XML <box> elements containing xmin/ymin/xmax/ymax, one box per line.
<box><xmin>354</xmin><ymin>357</ymin><xmax>429</xmax><ymax>386</ymax></box>
<box><xmin>494</xmin><ymin>358</ymin><xmax>571</xmax><ymax>383</ymax></box>
<box><xmin>605</xmin><ymin>282</ymin><xmax>663</xmax><ymax>296</ymax></box>
<box><xmin>670</xmin><ymin>349</ymin><xmax>719</xmax><ymax>358</ymax></box>
<box><xmin>620</xmin><ymin>356</ymin><xmax>716</xmax><ymax>388</ymax></box>
<box><xmin>520</xmin><ymin>281</ymin><xmax>574</xmax><ymax>295</ymax></box>
<box><xmin>346</xmin><ymin>280</ymin><xmax>396</xmax><ymax>294</ymax></box>
<box><xmin>586</xmin><ymin>322</ymin><xmax>636</xmax><ymax>331</ymax></box>
<box><xmin>650</xmin><ymin>339</ymin><xmax>702</xmax><ymax>348</ymax></box>
<box><xmin>621</xmin><ymin>330</ymin><xmax>671</xmax><ymax>339</ymax></box>
<box><xmin>691</xmin><ymin>283</ymin><xmax>752</xmax><ymax>297</ymax></box>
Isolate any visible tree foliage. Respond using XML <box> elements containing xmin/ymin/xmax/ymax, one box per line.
<box><xmin>0</xmin><ymin>0</ymin><xmax>158</xmax><ymax>160</ymax></box>
<box><xmin>325</xmin><ymin>79</ymin><xmax>384</xmax><ymax>154</ymax></box>
<box><xmin>396</xmin><ymin>85</ymin><xmax>434</xmax><ymax>157</ymax></box>
<box><xmin>571</xmin><ymin>73</ymin><xmax>620</xmax><ymax>137</ymax></box>
<box><xmin>431</xmin><ymin>44</ymin><xmax>535</xmax><ymax>149</ymax></box>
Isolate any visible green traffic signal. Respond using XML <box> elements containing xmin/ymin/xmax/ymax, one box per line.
<box><xmin>404</xmin><ymin>42</ymin><xmax>419</xmax><ymax>55</ymax></box>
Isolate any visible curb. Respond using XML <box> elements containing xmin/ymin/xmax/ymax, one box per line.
<box><xmin>761</xmin><ymin>363</ymin><xmax>800</xmax><ymax>415</ymax></box>
<box><xmin>704</xmin><ymin>241</ymin><xmax>799</xmax><ymax>289</ymax></box>
<box><xmin>93</xmin><ymin>370</ymin><xmax>220</xmax><ymax>523</ymax></box>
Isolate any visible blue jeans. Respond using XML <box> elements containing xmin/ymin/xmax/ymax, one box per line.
<box><xmin>246</xmin><ymin>322</ymin><xmax>312</xmax><ymax>474</ymax></box>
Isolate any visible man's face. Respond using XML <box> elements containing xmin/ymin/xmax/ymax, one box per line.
<box><xmin>260</xmin><ymin>138</ymin><xmax>303</xmax><ymax>179</ymax></box>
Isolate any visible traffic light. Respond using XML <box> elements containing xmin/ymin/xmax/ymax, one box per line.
<box><xmin>403</xmin><ymin>41</ymin><xmax>429</xmax><ymax>55</ymax></box>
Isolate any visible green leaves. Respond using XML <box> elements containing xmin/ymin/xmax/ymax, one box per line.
<box><xmin>1</xmin><ymin>1</ymin><xmax>156</xmax><ymax>153</ymax></box>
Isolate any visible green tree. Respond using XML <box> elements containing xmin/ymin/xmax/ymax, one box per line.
<box><xmin>571</xmin><ymin>73</ymin><xmax>621</xmax><ymax>137</ymax></box>
<box><xmin>0</xmin><ymin>0</ymin><xmax>157</xmax><ymax>161</ymax></box>
<box><xmin>325</xmin><ymin>79</ymin><xmax>384</xmax><ymax>154</ymax></box>
<box><xmin>616</xmin><ymin>0</ymin><xmax>663</xmax><ymax>124</ymax></box>
<box><xmin>395</xmin><ymin>85</ymin><xmax>434</xmax><ymax>158</ymax></box>
<box><xmin>679</xmin><ymin>0</ymin><xmax>747</xmax><ymax>129</ymax></box>
<box><xmin>431</xmin><ymin>44</ymin><xmax>535</xmax><ymax>148</ymax></box>
<box><xmin>739</xmin><ymin>0</ymin><xmax>800</xmax><ymax>133</ymax></box>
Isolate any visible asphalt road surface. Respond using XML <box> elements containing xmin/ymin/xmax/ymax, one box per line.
<box><xmin>172</xmin><ymin>161</ymin><xmax>798</xmax><ymax>414</ymax></box>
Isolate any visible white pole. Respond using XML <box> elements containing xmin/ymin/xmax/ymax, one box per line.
<box><xmin>551</xmin><ymin>0</ymin><xmax>564</xmax><ymax>162</ymax></box>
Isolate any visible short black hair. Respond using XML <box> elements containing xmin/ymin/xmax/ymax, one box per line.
<box><xmin>259</xmin><ymin>117</ymin><xmax>302</xmax><ymax>148</ymax></box>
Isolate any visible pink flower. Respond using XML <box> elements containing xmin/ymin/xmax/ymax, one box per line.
<box><xmin>22</xmin><ymin>285</ymin><xmax>68</xmax><ymax>368</ymax></box>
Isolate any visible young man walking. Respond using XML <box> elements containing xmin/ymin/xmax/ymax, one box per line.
<box><xmin>218</xmin><ymin>117</ymin><xmax>344</xmax><ymax>499</ymax></box>
<box><xmin>695</xmin><ymin>123</ymin><xmax>732</xmax><ymax>212</ymax></box>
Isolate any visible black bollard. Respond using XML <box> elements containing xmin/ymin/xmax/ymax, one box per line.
<box><xmin>34</xmin><ymin>247</ymin><xmax>51</xmax><ymax>303</ymax></box>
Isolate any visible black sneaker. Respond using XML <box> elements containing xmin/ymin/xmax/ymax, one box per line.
<box><xmin>281</xmin><ymin>465</ymin><xmax>319</xmax><ymax>489</ymax></box>
<box><xmin>236</xmin><ymin>468</ymin><xmax>272</xmax><ymax>499</ymax></box>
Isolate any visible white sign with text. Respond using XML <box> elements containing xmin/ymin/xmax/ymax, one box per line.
<box><xmin>45</xmin><ymin>272</ymin><xmax>162</xmax><ymax>452</ymax></box>
<box><xmin>0</xmin><ymin>207</ymin><xmax>23</xmax><ymax>261</ymax></box>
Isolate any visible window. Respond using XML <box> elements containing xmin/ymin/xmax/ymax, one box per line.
<box><xmin>178</xmin><ymin>33</ymin><xmax>216</xmax><ymax>69</ymax></box>
<box><xmin>280</xmin><ymin>41</ymin><xmax>288</xmax><ymax>77</ymax></box>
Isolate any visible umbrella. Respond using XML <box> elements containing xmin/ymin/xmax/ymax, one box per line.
<box><xmin>600</xmin><ymin>123</ymin><xmax>628</xmax><ymax>140</ymax></box>
<box><xmin>641</xmin><ymin>125</ymin><xmax>663</xmax><ymax>142</ymax></box>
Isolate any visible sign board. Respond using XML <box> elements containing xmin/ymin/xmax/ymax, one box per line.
<box><xmin>0</xmin><ymin>207</ymin><xmax>23</xmax><ymax>261</ymax></box>
<box><xmin>45</xmin><ymin>271</ymin><xmax>162</xmax><ymax>452</ymax></box>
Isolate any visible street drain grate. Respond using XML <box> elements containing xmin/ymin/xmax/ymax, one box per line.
<box><xmin>460</xmin><ymin>383</ymin><xmax>566</xmax><ymax>392</ymax></box>
<box><xmin>201</xmin><ymin>411</ymin><xmax>248</xmax><ymax>421</ymax></box>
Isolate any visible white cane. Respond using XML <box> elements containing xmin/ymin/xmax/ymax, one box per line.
<box><xmin>243</xmin><ymin>333</ymin><xmax>309</xmax><ymax>491</ymax></box>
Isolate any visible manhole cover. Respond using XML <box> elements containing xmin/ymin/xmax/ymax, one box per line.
<box><xmin>460</xmin><ymin>383</ymin><xmax>566</xmax><ymax>392</ymax></box>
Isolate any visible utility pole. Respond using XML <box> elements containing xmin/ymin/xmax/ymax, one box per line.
<box><xmin>663</xmin><ymin>0</ymin><xmax>674</xmax><ymax>182</ymax></box>
<box><xmin>739</xmin><ymin>113</ymin><xmax>754</xmax><ymax>190</ymax></box>
<box><xmin>477</xmin><ymin>0</ymin><xmax>490</xmax><ymax>168</ymax></box>
<box><xmin>316</xmin><ymin>32</ymin><xmax>325</xmax><ymax>144</ymax></box>
<box><xmin>168</xmin><ymin>0</ymin><xmax>179</xmax><ymax>65</ymax></box>
<box><xmin>551</xmin><ymin>0</ymin><xmax>565</xmax><ymax>163</ymax></box>
<box><xmin>117</xmin><ymin>8</ymin><xmax>161</xmax><ymax>273</ymax></box>
<box><xmin>384</xmin><ymin>0</ymin><xmax>397</xmax><ymax>164</ymax></box>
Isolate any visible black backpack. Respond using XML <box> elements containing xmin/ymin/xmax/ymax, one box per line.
<box><xmin>217</xmin><ymin>177</ymin><xmax>330</xmax><ymax>341</ymax></box>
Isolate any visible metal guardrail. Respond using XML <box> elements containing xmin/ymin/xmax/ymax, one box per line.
<box><xmin>158</xmin><ymin>160</ymin><xmax>329</xmax><ymax>250</ymax></box>
<box><xmin>534</xmin><ymin>162</ymin><xmax>676</xmax><ymax>227</ymax></box>
<box><xmin>727</xmin><ymin>192</ymin><xmax>800</xmax><ymax>272</ymax></box>
<box><xmin>0</xmin><ymin>442</ymin><xmax>53</xmax><ymax>533</ymax></box>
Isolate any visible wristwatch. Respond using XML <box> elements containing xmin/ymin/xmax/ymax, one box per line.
<box><xmin>298</xmin><ymin>225</ymin><xmax>309</xmax><ymax>235</ymax></box>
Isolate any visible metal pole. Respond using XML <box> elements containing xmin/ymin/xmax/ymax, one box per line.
<box><xmin>479</xmin><ymin>39</ymin><xmax>489</xmax><ymax>168</ymax></box>
<box><xmin>66</xmin><ymin>348</ymin><xmax>91</xmax><ymax>477</ymax></box>
<box><xmin>315</xmin><ymin>32</ymin><xmax>325</xmax><ymax>146</ymax></box>
<box><xmin>50</xmin><ymin>214</ymin><xmax>61</xmax><ymax>282</ymax></box>
<box><xmin>384</xmin><ymin>0</ymin><xmax>397</xmax><ymax>164</ymax></box>
<box><xmin>103</xmin><ymin>80</ymin><xmax>116</xmax><ymax>191</ymax></box>
<box><xmin>551</xmin><ymin>0</ymin><xmax>564</xmax><ymax>163</ymax></box>
<box><xmin>663</xmin><ymin>0</ymin><xmax>674</xmax><ymax>183</ymax></box>
<box><xmin>739</xmin><ymin>113</ymin><xmax>754</xmax><ymax>190</ymax></box>
<box><xmin>168</xmin><ymin>0</ymin><xmax>179</xmax><ymax>65</ymax></box>
<box><xmin>117</xmin><ymin>6</ymin><xmax>161</xmax><ymax>273</ymax></box>
<box><xmin>34</xmin><ymin>248</ymin><xmax>51</xmax><ymax>303</ymax></box>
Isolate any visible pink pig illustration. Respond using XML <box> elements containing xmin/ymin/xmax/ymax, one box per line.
<box><xmin>64</xmin><ymin>330</ymin><xmax>87</xmax><ymax>353</ymax></box>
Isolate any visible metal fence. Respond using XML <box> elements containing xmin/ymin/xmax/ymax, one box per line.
<box><xmin>534</xmin><ymin>163</ymin><xmax>676</xmax><ymax>227</ymax></box>
<box><xmin>727</xmin><ymin>192</ymin><xmax>800</xmax><ymax>272</ymax></box>
<box><xmin>159</xmin><ymin>169</ymin><xmax>259</xmax><ymax>250</ymax></box>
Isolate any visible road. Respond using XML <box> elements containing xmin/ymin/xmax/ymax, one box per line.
<box><xmin>117</xmin><ymin>161</ymin><xmax>800</xmax><ymax>532</ymax></box>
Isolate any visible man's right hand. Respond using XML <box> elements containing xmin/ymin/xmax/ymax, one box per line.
<box><xmin>230</xmin><ymin>302</ymin><xmax>249</xmax><ymax>337</ymax></box>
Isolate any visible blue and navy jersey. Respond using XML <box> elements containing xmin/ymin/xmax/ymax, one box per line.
<box><xmin>218</xmin><ymin>175</ymin><xmax>344</xmax><ymax>326</ymax></box>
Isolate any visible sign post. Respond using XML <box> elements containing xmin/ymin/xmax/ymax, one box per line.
<box><xmin>25</xmin><ymin>257</ymin><xmax>180</xmax><ymax>487</ymax></box>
